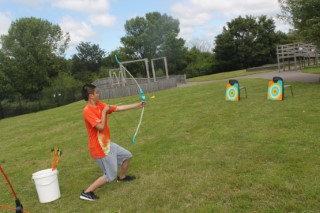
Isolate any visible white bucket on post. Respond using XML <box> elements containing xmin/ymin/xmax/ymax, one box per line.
<box><xmin>32</xmin><ymin>168</ymin><xmax>61</xmax><ymax>203</ymax></box>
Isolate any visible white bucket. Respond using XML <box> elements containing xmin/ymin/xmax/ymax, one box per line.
<box><xmin>32</xmin><ymin>168</ymin><xmax>61</xmax><ymax>203</ymax></box>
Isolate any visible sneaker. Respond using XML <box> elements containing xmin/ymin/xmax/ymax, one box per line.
<box><xmin>80</xmin><ymin>191</ymin><xmax>99</xmax><ymax>201</ymax></box>
<box><xmin>117</xmin><ymin>175</ymin><xmax>136</xmax><ymax>182</ymax></box>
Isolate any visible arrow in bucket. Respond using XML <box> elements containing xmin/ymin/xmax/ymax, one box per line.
<box><xmin>51</xmin><ymin>147</ymin><xmax>62</xmax><ymax>171</ymax></box>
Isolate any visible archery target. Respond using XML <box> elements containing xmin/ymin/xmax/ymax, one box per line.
<box><xmin>267</xmin><ymin>80</ymin><xmax>283</xmax><ymax>100</ymax></box>
<box><xmin>226</xmin><ymin>83</ymin><xmax>239</xmax><ymax>101</ymax></box>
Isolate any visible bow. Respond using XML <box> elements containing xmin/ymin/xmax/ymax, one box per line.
<box><xmin>0</xmin><ymin>166</ymin><xmax>27</xmax><ymax>213</ymax></box>
<box><xmin>114</xmin><ymin>55</ymin><xmax>146</xmax><ymax>144</ymax></box>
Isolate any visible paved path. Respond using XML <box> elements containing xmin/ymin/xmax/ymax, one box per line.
<box><xmin>178</xmin><ymin>70</ymin><xmax>320</xmax><ymax>88</ymax></box>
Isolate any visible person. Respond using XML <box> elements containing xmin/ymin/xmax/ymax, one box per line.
<box><xmin>80</xmin><ymin>83</ymin><xmax>145</xmax><ymax>201</ymax></box>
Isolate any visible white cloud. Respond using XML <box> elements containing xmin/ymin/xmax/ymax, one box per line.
<box><xmin>273</xmin><ymin>17</ymin><xmax>292</xmax><ymax>32</ymax></box>
<box><xmin>89</xmin><ymin>13</ymin><xmax>116</xmax><ymax>27</ymax></box>
<box><xmin>16</xmin><ymin>0</ymin><xmax>48</xmax><ymax>4</ymax></box>
<box><xmin>178</xmin><ymin>11</ymin><xmax>212</xmax><ymax>27</ymax></box>
<box><xmin>0</xmin><ymin>12</ymin><xmax>12</xmax><ymax>36</ymax></box>
<box><xmin>186</xmin><ymin>0</ymin><xmax>280</xmax><ymax>16</ymax></box>
<box><xmin>52</xmin><ymin>0</ymin><xmax>109</xmax><ymax>14</ymax></box>
<box><xmin>59</xmin><ymin>16</ymin><xmax>95</xmax><ymax>47</ymax></box>
<box><xmin>52</xmin><ymin>0</ymin><xmax>116</xmax><ymax>27</ymax></box>
<box><xmin>171</xmin><ymin>0</ymin><xmax>290</xmax><ymax>43</ymax></box>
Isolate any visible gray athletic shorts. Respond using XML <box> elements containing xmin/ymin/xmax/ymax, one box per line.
<box><xmin>95</xmin><ymin>142</ymin><xmax>132</xmax><ymax>182</ymax></box>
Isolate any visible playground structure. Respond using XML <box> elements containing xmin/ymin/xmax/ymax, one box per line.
<box><xmin>151</xmin><ymin>57</ymin><xmax>169</xmax><ymax>80</ymax></box>
<box><xmin>108</xmin><ymin>57</ymin><xmax>169</xmax><ymax>88</ymax></box>
<box><xmin>95</xmin><ymin>57</ymin><xmax>186</xmax><ymax>99</ymax></box>
<box><xmin>277</xmin><ymin>42</ymin><xmax>319</xmax><ymax>72</ymax></box>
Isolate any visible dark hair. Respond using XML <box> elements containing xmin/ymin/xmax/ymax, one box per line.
<box><xmin>82</xmin><ymin>84</ymin><xmax>96</xmax><ymax>101</ymax></box>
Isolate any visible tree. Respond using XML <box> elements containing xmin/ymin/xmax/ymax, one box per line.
<box><xmin>71</xmin><ymin>42</ymin><xmax>106</xmax><ymax>83</ymax></box>
<box><xmin>184</xmin><ymin>47</ymin><xmax>215</xmax><ymax>78</ymax></box>
<box><xmin>44</xmin><ymin>72</ymin><xmax>82</xmax><ymax>106</ymax></box>
<box><xmin>275</xmin><ymin>30</ymin><xmax>304</xmax><ymax>45</ymax></box>
<box><xmin>0</xmin><ymin>17</ymin><xmax>70</xmax><ymax>101</ymax></box>
<box><xmin>214</xmin><ymin>15</ymin><xmax>279</xmax><ymax>71</ymax></box>
<box><xmin>0</xmin><ymin>65</ymin><xmax>15</xmax><ymax>118</ymax></box>
<box><xmin>214</xmin><ymin>30</ymin><xmax>239</xmax><ymax>71</ymax></box>
<box><xmin>71</xmin><ymin>42</ymin><xmax>106</xmax><ymax>73</ymax></box>
<box><xmin>278</xmin><ymin>0</ymin><xmax>320</xmax><ymax>47</ymax></box>
<box><xmin>160</xmin><ymin>33</ymin><xmax>188</xmax><ymax>74</ymax></box>
<box><xmin>120</xmin><ymin>12</ymin><xmax>187</xmax><ymax>74</ymax></box>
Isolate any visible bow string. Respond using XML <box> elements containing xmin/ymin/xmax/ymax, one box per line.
<box><xmin>114</xmin><ymin>55</ymin><xmax>146</xmax><ymax>144</ymax></box>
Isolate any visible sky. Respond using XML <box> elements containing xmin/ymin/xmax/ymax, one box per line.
<box><xmin>0</xmin><ymin>0</ymin><xmax>291</xmax><ymax>57</ymax></box>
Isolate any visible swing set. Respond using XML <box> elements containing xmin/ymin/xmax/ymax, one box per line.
<box><xmin>109</xmin><ymin>56</ymin><xmax>169</xmax><ymax>87</ymax></box>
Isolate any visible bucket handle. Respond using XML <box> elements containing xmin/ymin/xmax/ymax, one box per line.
<box><xmin>34</xmin><ymin>178</ymin><xmax>57</xmax><ymax>186</ymax></box>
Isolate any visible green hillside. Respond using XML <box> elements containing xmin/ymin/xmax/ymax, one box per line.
<box><xmin>1</xmin><ymin>78</ymin><xmax>319</xmax><ymax>212</ymax></box>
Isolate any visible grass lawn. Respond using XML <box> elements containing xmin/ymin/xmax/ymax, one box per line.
<box><xmin>0</xmin><ymin>77</ymin><xmax>320</xmax><ymax>212</ymax></box>
<box><xmin>187</xmin><ymin>69</ymin><xmax>275</xmax><ymax>82</ymax></box>
<box><xmin>302</xmin><ymin>65</ymin><xmax>320</xmax><ymax>74</ymax></box>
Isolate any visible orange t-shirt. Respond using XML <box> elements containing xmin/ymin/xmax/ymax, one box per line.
<box><xmin>83</xmin><ymin>102</ymin><xmax>117</xmax><ymax>158</ymax></box>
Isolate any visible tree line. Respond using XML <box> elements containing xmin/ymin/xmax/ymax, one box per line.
<box><xmin>0</xmin><ymin>0</ymin><xmax>319</xmax><ymax>118</ymax></box>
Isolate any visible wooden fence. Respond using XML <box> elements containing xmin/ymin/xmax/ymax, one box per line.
<box><xmin>277</xmin><ymin>42</ymin><xmax>319</xmax><ymax>71</ymax></box>
<box><xmin>93</xmin><ymin>75</ymin><xmax>186</xmax><ymax>99</ymax></box>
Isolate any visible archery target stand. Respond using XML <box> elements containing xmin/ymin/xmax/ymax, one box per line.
<box><xmin>267</xmin><ymin>76</ymin><xmax>293</xmax><ymax>101</ymax></box>
<box><xmin>225</xmin><ymin>79</ymin><xmax>247</xmax><ymax>101</ymax></box>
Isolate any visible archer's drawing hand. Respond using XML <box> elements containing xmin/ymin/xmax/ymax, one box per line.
<box><xmin>102</xmin><ymin>105</ymin><xmax>110</xmax><ymax>113</ymax></box>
